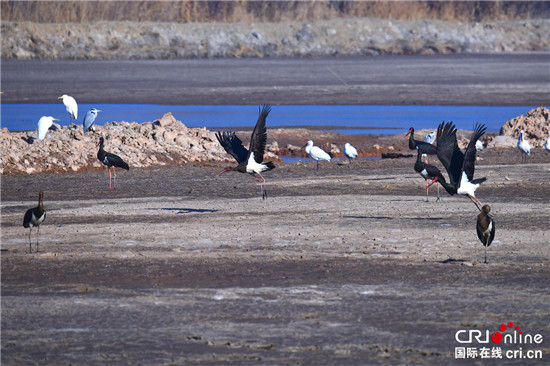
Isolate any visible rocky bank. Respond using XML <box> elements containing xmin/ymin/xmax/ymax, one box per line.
<box><xmin>2</xmin><ymin>17</ymin><xmax>548</xmax><ymax>60</ymax></box>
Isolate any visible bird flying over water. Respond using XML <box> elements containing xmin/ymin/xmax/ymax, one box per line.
<box><xmin>97</xmin><ymin>136</ymin><xmax>129</xmax><ymax>190</ymax></box>
<box><xmin>23</xmin><ymin>191</ymin><xmax>46</xmax><ymax>253</ymax></box>
<box><xmin>58</xmin><ymin>94</ymin><xmax>78</xmax><ymax>121</ymax></box>
<box><xmin>433</xmin><ymin>121</ymin><xmax>487</xmax><ymax>211</ymax></box>
<box><xmin>83</xmin><ymin>108</ymin><xmax>101</xmax><ymax>132</ymax></box>
<box><xmin>216</xmin><ymin>104</ymin><xmax>275</xmax><ymax>200</ymax></box>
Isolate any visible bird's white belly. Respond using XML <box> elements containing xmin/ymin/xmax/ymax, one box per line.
<box><xmin>420</xmin><ymin>169</ymin><xmax>429</xmax><ymax>179</ymax></box>
<box><xmin>246</xmin><ymin>153</ymin><xmax>266</xmax><ymax>174</ymax></box>
<box><xmin>31</xmin><ymin>212</ymin><xmax>46</xmax><ymax>227</ymax></box>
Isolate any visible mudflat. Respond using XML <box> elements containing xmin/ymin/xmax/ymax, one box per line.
<box><xmin>2</xmin><ymin>151</ymin><xmax>549</xmax><ymax>364</ymax></box>
<box><xmin>2</xmin><ymin>53</ymin><xmax>550</xmax><ymax>105</ymax></box>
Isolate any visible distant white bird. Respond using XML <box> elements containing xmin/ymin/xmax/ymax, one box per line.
<box><xmin>58</xmin><ymin>94</ymin><xmax>78</xmax><ymax>121</ymax></box>
<box><xmin>343</xmin><ymin>143</ymin><xmax>358</xmax><ymax>166</ymax></box>
<box><xmin>83</xmin><ymin>108</ymin><xmax>101</xmax><ymax>132</ymax></box>
<box><xmin>423</xmin><ymin>132</ymin><xmax>436</xmax><ymax>144</ymax></box>
<box><xmin>303</xmin><ymin>140</ymin><xmax>331</xmax><ymax>170</ymax></box>
<box><xmin>475</xmin><ymin>139</ymin><xmax>484</xmax><ymax>152</ymax></box>
<box><xmin>545</xmin><ymin>137</ymin><xmax>550</xmax><ymax>153</ymax></box>
<box><xmin>517</xmin><ymin>130</ymin><xmax>531</xmax><ymax>163</ymax></box>
<box><xmin>37</xmin><ymin>116</ymin><xmax>59</xmax><ymax>141</ymax></box>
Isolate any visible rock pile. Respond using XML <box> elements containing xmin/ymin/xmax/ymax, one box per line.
<box><xmin>499</xmin><ymin>107</ymin><xmax>550</xmax><ymax>147</ymax></box>
<box><xmin>0</xmin><ymin>113</ymin><xmax>267</xmax><ymax>175</ymax></box>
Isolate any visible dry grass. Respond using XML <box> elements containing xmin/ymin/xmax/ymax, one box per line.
<box><xmin>1</xmin><ymin>0</ymin><xmax>547</xmax><ymax>23</ymax></box>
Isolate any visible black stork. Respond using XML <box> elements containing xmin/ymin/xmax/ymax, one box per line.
<box><xmin>406</xmin><ymin>127</ymin><xmax>437</xmax><ymax>163</ymax></box>
<box><xmin>23</xmin><ymin>191</ymin><xmax>46</xmax><ymax>253</ymax></box>
<box><xmin>414</xmin><ymin>146</ymin><xmax>455</xmax><ymax>202</ymax></box>
<box><xmin>216</xmin><ymin>104</ymin><xmax>275</xmax><ymax>200</ymax></box>
<box><xmin>433</xmin><ymin>121</ymin><xmax>487</xmax><ymax>210</ymax></box>
<box><xmin>97</xmin><ymin>136</ymin><xmax>129</xmax><ymax>190</ymax></box>
<box><xmin>476</xmin><ymin>204</ymin><xmax>496</xmax><ymax>264</ymax></box>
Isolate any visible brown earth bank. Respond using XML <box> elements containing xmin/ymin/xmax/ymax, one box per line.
<box><xmin>1</xmin><ymin>155</ymin><xmax>549</xmax><ymax>365</ymax></box>
<box><xmin>2</xmin><ymin>18</ymin><xmax>548</xmax><ymax>60</ymax></box>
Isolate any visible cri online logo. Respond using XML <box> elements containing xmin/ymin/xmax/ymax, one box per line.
<box><xmin>456</xmin><ymin>322</ymin><xmax>543</xmax><ymax>345</ymax></box>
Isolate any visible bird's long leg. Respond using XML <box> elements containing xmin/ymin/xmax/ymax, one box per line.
<box><xmin>257</xmin><ymin>173</ymin><xmax>268</xmax><ymax>200</ymax></box>
<box><xmin>469</xmin><ymin>196</ymin><xmax>482</xmax><ymax>211</ymax></box>
<box><xmin>484</xmin><ymin>244</ymin><xmax>488</xmax><ymax>264</ymax></box>
<box><xmin>348</xmin><ymin>158</ymin><xmax>352</xmax><ymax>168</ymax></box>
<box><xmin>425</xmin><ymin>179</ymin><xmax>429</xmax><ymax>202</ymax></box>
<box><xmin>28</xmin><ymin>228</ymin><xmax>32</xmax><ymax>253</ymax></box>
<box><xmin>36</xmin><ymin>226</ymin><xmax>40</xmax><ymax>253</ymax></box>
<box><xmin>113</xmin><ymin>168</ymin><xmax>117</xmax><ymax>190</ymax></box>
<box><xmin>316</xmin><ymin>161</ymin><xmax>319</xmax><ymax>171</ymax></box>
<box><xmin>436</xmin><ymin>184</ymin><xmax>440</xmax><ymax>202</ymax></box>
<box><xmin>108</xmin><ymin>168</ymin><xmax>112</xmax><ymax>190</ymax></box>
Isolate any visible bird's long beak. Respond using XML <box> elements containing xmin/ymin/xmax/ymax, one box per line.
<box><xmin>52</xmin><ymin>118</ymin><xmax>60</xmax><ymax>121</ymax></box>
<box><xmin>97</xmin><ymin>110</ymin><xmax>102</xmax><ymax>112</ymax></box>
<box><xmin>57</xmin><ymin>96</ymin><xmax>63</xmax><ymax>99</ymax></box>
<box><xmin>405</xmin><ymin>129</ymin><xmax>412</xmax><ymax>137</ymax></box>
<box><xmin>217</xmin><ymin>168</ymin><xmax>228</xmax><ymax>177</ymax></box>
<box><xmin>301</xmin><ymin>143</ymin><xmax>307</xmax><ymax>150</ymax></box>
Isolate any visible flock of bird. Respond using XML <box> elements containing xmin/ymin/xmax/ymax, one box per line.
<box><xmin>24</xmin><ymin>99</ymin><xmax>549</xmax><ymax>263</ymax></box>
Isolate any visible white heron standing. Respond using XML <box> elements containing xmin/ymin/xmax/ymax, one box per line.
<box><xmin>83</xmin><ymin>108</ymin><xmax>101</xmax><ymax>132</ymax></box>
<box><xmin>37</xmin><ymin>116</ymin><xmax>60</xmax><ymax>141</ymax></box>
<box><xmin>475</xmin><ymin>139</ymin><xmax>484</xmax><ymax>152</ymax></box>
<box><xmin>58</xmin><ymin>94</ymin><xmax>78</xmax><ymax>121</ymax></box>
<box><xmin>421</xmin><ymin>131</ymin><xmax>436</xmax><ymax>162</ymax></box>
<box><xmin>343</xmin><ymin>143</ymin><xmax>358</xmax><ymax>166</ymax></box>
<box><xmin>517</xmin><ymin>130</ymin><xmax>531</xmax><ymax>163</ymax></box>
<box><xmin>303</xmin><ymin>140</ymin><xmax>331</xmax><ymax>170</ymax></box>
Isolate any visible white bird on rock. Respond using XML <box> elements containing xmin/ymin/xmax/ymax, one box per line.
<box><xmin>37</xmin><ymin>116</ymin><xmax>60</xmax><ymax>141</ymax></box>
<box><xmin>303</xmin><ymin>140</ymin><xmax>331</xmax><ymax>171</ymax></box>
<box><xmin>517</xmin><ymin>130</ymin><xmax>531</xmax><ymax>163</ymax></box>
<box><xmin>58</xmin><ymin>94</ymin><xmax>78</xmax><ymax>121</ymax></box>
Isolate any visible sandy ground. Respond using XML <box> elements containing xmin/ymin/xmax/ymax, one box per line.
<box><xmin>2</xmin><ymin>150</ymin><xmax>549</xmax><ymax>364</ymax></box>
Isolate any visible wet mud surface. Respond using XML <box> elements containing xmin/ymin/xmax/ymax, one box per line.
<box><xmin>2</xmin><ymin>152</ymin><xmax>549</xmax><ymax>364</ymax></box>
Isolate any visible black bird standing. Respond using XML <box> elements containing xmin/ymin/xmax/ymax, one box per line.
<box><xmin>406</xmin><ymin>127</ymin><xmax>437</xmax><ymax>163</ymax></box>
<box><xmin>414</xmin><ymin>146</ymin><xmax>455</xmax><ymax>202</ymax></box>
<box><xmin>476</xmin><ymin>204</ymin><xmax>495</xmax><ymax>264</ymax></box>
<box><xmin>23</xmin><ymin>190</ymin><xmax>46</xmax><ymax>253</ymax></box>
<box><xmin>434</xmin><ymin>121</ymin><xmax>487</xmax><ymax>210</ymax></box>
<box><xmin>216</xmin><ymin>104</ymin><xmax>275</xmax><ymax>199</ymax></box>
<box><xmin>97</xmin><ymin>136</ymin><xmax>129</xmax><ymax>190</ymax></box>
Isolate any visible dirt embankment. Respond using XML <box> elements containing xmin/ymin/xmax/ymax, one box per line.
<box><xmin>2</xmin><ymin>18</ymin><xmax>548</xmax><ymax>60</ymax></box>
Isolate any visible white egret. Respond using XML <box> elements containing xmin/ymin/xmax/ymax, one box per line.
<box><xmin>83</xmin><ymin>108</ymin><xmax>101</xmax><ymax>132</ymax></box>
<box><xmin>475</xmin><ymin>139</ymin><xmax>484</xmax><ymax>152</ymax></box>
<box><xmin>37</xmin><ymin>116</ymin><xmax>59</xmax><ymax>141</ymax></box>
<box><xmin>544</xmin><ymin>137</ymin><xmax>550</xmax><ymax>153</ymax></box>
<box><xmin>58</xmin><ymin>94</ymin><xmax>78</xmax><ymax>121</ymax></box>
<box><xmin>517</xmin><ymin>130</ymin><xmax>531</xmax><ymax>163</ymax></box>
<box><xmin>303</xmin><ymin>140</ymin><xmax>331</xmax><ymax>170</ymax></box>
<box><xmin>343</xmin><ymin>143</ymin><xmax>358</xmax><ymax>166</ymax></box>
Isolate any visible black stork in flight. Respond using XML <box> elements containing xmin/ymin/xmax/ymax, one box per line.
<box><xmin>431</xmin><ymin>121</ymin><xmax>487</xmax><ymax>211</ymax></box>
<box><xmin>97</xmin><ymin>136</ymin><xmax>129</xmax><ymax>190</ymax></box>
<box><xmin>476</xmin><ymin>204</ymin><xmax>496</xmax><ymax>264</ymax></box>
<box><xmin>216</xmin><ymin>104</ymin><xmax>275</xmax><ymax>200</ymax></box>
<box><xmin>406</xmin><ymin>127</ymin><xmax>437</xmax><ymax>163</ymax></box>
<box><xmin>23</xmin><ymin>190</ymin><xmax>46</xmax><ymax>253</ymax></box>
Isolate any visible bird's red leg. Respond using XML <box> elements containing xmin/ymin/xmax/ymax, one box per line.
<box><xmin>257</xmin><ymin>173</ymin><xmax>267</xmax><ymax>199</ymax></box>
<box><xmin>109</xmin><ymin>168</ymin><xmax>112</xmax><ymax>190</ymax></box>
<box><xmin>113</xmin><ymin>168</ymin><xmax>117</xmax><ymax>190</ymax></box>
<box><xmin>469</xmin><ymin>196</ymin><xmax>482</xmax><ymax>211</ymax></box>
<box><xmin>426</xmin><ymin>177</ymin><xmax>439</xmax><ymax>188</ymax></box>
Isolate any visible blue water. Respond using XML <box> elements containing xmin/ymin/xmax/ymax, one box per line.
<box><xmin>0</xmin><ymin>104</ymin><xmax>540</xmax><ymax>134</ymax></box>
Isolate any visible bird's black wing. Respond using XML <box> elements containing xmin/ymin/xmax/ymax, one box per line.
<box><xmin>106</xmin><ymin>152</ymin><xmax>129</xmax><ymax>170</ymax></box>
<box><xmin>216</xmin><ymin>131</ymin><xmax>249</xmax><ymax>164</ymax></box>
<box><xmin>23</xmin><ymin>208</ymin><xmax>33</xmax><ymax>228</ymax></box>
<box><xmin>249</xmin><ymin>105</ymin><xmax>271</xmax><ymax>164</ymax></box>
<box><xmin>462</xmin><ymin>123</ymin><xmax>487</xmax><ymax>182</ymax></box>
<box><xmin>436</xmin><ymin>121</ymin><xmax>463</xmax><ymax>187</ymax></box>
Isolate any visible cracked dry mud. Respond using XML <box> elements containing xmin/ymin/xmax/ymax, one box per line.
<box><xmin>1</xmin><ymin>151</ymin><xmax>549</xmax><ymax>365</ymax></box>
